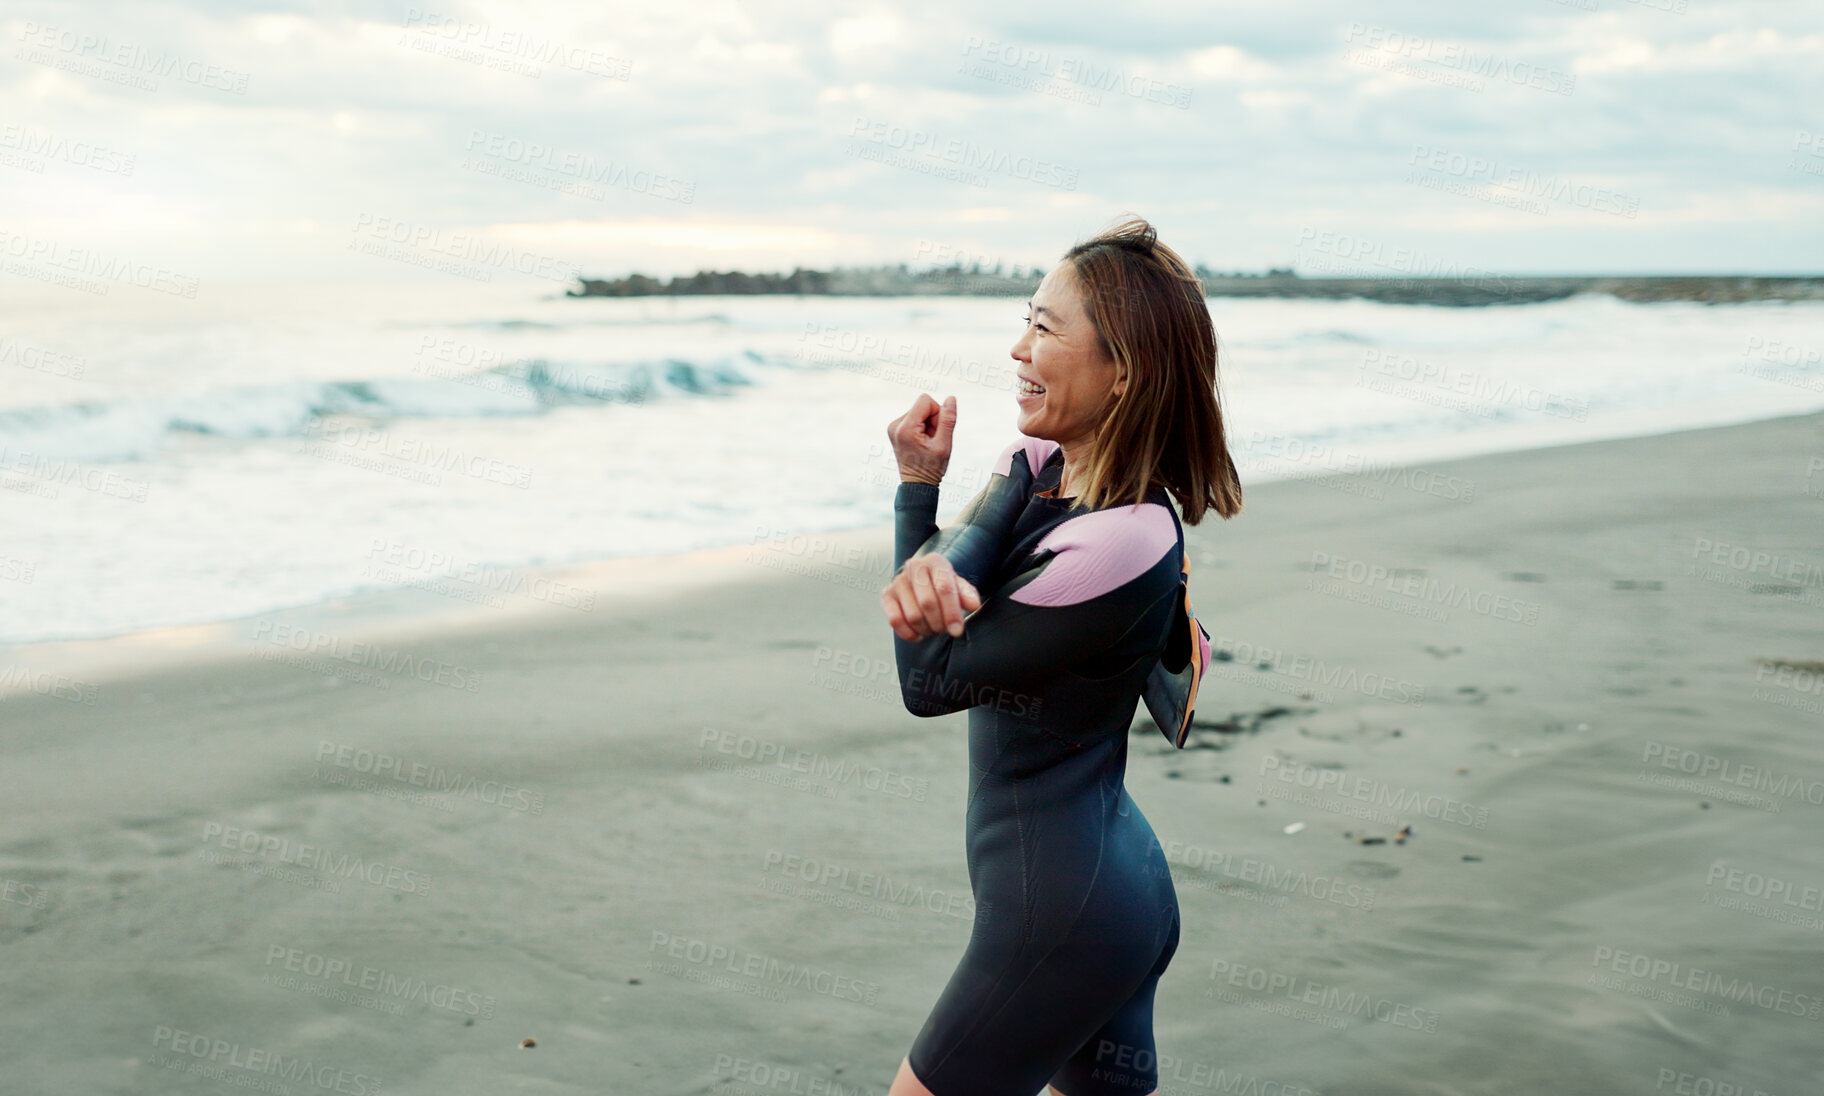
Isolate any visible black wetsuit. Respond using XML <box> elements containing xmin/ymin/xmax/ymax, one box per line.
<box><xmin>892</xmin><ymin>436</ymin><xmax>1183</xmax><ymax>1096</ymax></box>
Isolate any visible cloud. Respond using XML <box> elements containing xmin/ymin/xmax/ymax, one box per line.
<box><xmin>1</xmin><ymin>0</ymin><xmax>1819</xmax><ymax>282</ymax></box>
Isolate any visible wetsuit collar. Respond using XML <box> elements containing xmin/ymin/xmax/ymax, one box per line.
<box><xmin>1034</xmin><ymin>446</ymin><xmax>1169</xmax><ymax>508</ymax></box>
<box><xmin>1034</xmin><ymin>446</ymin><xmax>1069</xmax><ymax>501</ymax></box>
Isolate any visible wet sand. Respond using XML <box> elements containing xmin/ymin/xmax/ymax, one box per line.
<box><xmin>2</xmin><ymin>410</ymin><xmax>1821</xmax><ymax>1095</ymax></box>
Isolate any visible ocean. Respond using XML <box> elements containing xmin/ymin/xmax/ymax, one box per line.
<box><xmin>1</xmin><ymin>279</ymin><xmax>1820</xmax><ymax>645</ymax></box>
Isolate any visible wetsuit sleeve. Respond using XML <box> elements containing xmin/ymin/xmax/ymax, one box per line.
<box><xmin>893</xmin><ymin>437</ymin><xmax>1045</xmax><ymax>593</ymax></box>
<box><xmin>893</xmin><ymin>480</ymin><xmax>943</xmax><ymax>572</ymax></box>
<box><xmin>891</xmin><ymin>504</ymin><xmax>1179</xmax><ymax>719</ymax></box>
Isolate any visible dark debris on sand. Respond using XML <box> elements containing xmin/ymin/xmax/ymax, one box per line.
<box><xmin>1138</xmin><ymin>704</ymin><xmax>1317</xmax><ymax>752</ymax></box>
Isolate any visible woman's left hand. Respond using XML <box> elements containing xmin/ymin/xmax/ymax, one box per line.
<box><xmin>882</xmin><ymin>552</ymin><xmax>981</xmax><ymax>641</ymax></box>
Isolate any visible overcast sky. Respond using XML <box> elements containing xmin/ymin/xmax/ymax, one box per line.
<box><xmin>4</xmin><ymin>0</ymin><xmax>1821</xmax><ymax>286</ymax></box>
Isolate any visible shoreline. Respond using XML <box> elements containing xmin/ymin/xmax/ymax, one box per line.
<box><xmin>7</xmin><ymin>403</ymin><xmax>1823</xmax><ymax>698</ymax></box>
<box><xmin>0</xmin><ymin>532</ymin><xmax>861</xmax><ymax>702</ymax></box>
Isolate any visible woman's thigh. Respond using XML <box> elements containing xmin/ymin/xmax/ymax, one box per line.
<box><xmin>907</xmin><ymin>886</ymin><xmax>1176</xmax><ymax>1095</ymax></box>
<box><xmin>1048</xmin><ymin>910</ymin><xmax>1180</xmax><ymax>1096</ymax></box>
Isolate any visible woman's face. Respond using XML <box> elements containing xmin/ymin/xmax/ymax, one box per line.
<box><xmin>1011</xmin><ymin>262</ymin><xmax>1125</xmax><ymax>449</ymax></box>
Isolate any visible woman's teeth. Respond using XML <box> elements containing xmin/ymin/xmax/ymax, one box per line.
<box><xmin>1018</xmin><ymin>379</ymin><xmax>1046</xmax><ymax>396</ymax></box>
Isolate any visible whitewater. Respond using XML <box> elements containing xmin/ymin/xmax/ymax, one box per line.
<box><xmin>0</xmin><ymin>278</ymin><xmax>1819</xmax><ymax>644</ymax></box>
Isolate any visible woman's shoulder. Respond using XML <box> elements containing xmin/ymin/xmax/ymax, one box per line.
<box><xmin>1008</xmin><ymin>499</ymin><xmax>1178</xmax><ymax>607</ymax></box>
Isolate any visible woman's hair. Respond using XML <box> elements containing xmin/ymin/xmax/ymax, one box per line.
<box><xmin>1055</xmin><ymin>213</ymin><xmax>1242</xmax><ymax>525</ymax></box>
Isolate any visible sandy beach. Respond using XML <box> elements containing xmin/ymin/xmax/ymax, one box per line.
<box><xmin>3</xmin><ymin>409</ymin><xmax>1822</xmax><ymax>1096</ymax></box>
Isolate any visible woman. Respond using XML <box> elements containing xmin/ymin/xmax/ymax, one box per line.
<box><xmin>880</xmin><ymin>215</ymin><xmax>1243</xmax><ymax>1096</ymax></box>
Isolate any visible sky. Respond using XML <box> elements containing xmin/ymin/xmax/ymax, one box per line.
<box><xmin>2</xmin><ymin>0</ymin><xmax>1821</xmax><ymax>287</ymax></box>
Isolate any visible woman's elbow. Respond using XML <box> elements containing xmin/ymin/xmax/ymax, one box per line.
<box><xmin>901</xmin><ymin>694</ymin><xmax>952</xmax><ymax>718</ymax></box>
<box><xmin>896</xmin><ymin>664</ymin><xmax>959</xmax><ymax>718</ymax></box>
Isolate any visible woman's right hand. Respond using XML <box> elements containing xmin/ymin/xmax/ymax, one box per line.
<box><xmin>884</xmin><ymin>393</ymin><xmax>975</xmax><ymax>638</ymax></box>
<box><xmin>886</xmin><ymin>393</ymin><xmax>956</xmax><ymax>486</ymax></box>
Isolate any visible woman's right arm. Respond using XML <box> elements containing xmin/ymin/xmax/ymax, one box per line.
<box><xmin>883</xmin><ymin>394</ymin><xmax>1049</xmax><ymax>640</ymax></box>
<box><xmin>893</xmin><ymin>438</ymin><xmax>1039</xmax><ymax>591</ymax></box>
<box><xmin>893</xmin><ymin>480</ymin><xmax>942</xmax><ymax>575</ymax></box>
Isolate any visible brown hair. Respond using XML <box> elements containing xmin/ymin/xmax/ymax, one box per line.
<box><xmin>1054</xmin><ymin>213</ymin><xmax>1242</xmax><ymax>525</ymax></box>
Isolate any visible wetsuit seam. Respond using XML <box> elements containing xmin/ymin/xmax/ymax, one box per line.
<box><xmin>967</xmin><ymin>727</ymin><xmax>1020</xmax><ymax>820</ymax></box>
<box><xmin>1015</xmin><ymin>776</ymin><xmax>1034</xmax><ymax>948</ymax></box>
<box><xmin>945</xmin><ymin>776</ymin><xmax>1113</xmax><ymax>1070</ymax></box>
<box><xmin>1057</xmin><ymin>578</ymin><xmax>1181</xmax><ymax>689</ymax></box>
<box><xmin>926</xmin><ymin>736</ymin><xmax>1043</xmax><ymax>1079</ymax></box>
<box><xmin>918</xmin><ymin>727</ymin><xmax>1026</xmax><ymax>1079</ymax></box>
<box><xmin>1108</xmin><ymin>580</ymin><xmax>1184</xmax><ymax>658</ymax></box>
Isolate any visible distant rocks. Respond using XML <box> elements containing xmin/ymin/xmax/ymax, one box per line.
<box><xmin>566</xmin><ymin>265</ymin><xmax>1824</xmax><ymax>307</ymax></box>
<box><xmin>1196</xmin><ymin>273</ymin><xmax>1824</xmax><ymax>307</ymax></box>
<box><xmin>566</xmin><ymin>264</ymin><xmax>1044</xmax><ymax>298</ymax></box>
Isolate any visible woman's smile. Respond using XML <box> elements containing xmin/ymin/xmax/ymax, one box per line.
<box><xmin>1008</xmin><ymin>262</ymin><xmax>1126</xmax><ymax>458</ymax></box>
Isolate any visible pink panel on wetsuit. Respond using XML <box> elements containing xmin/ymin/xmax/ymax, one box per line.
<box><xmin>1008</xmin><ymin>502</ymin><xmax>1176</xmax><ymax>607</ymax></box>
<box><xmin>993</xmin><ymin>436</ymin><xmax>1061</xmax><ymax>478</ymax></box>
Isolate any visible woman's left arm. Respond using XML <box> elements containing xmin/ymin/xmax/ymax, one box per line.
<box><xmin>892</xmin><ymin>506</ymin><xmax>1179</xmax><ymax>718</ymax></box>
